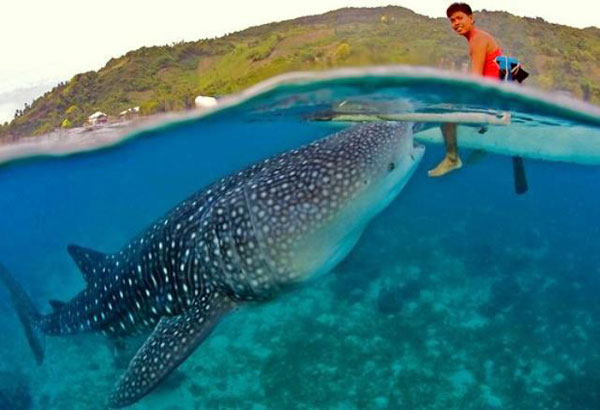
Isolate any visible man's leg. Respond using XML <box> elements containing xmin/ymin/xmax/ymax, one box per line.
<box><xmin>428</xmin><ymin>122</ymin><xmax>463</xmax><ymax>177</ymax></box>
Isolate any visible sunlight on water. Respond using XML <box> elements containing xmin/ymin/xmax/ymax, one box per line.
<box><xmin>0</xmin><ymin>67</ymin><xmax>599</xmax><ymax>409</ymax></box>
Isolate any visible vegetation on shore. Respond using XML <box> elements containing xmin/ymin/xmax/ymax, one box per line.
<box><xmin>1</xmin><ymin>6</ymin><xmax>599</xmax><ymax>139</ymax></box>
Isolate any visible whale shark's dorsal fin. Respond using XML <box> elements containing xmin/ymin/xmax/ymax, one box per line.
<box><xmin>108</xmin><ymin>289</ymin><xmax>235</xmax><ymax>408</ymax></box>
<box><xmin>67</xmin><ymin>245</ymin><xmax>110</xmax><ymax>284</ymax></box>
<box><xmin>49</xmin><ymin>299</ymin><xmax>66</xmax><ymax>311</ymax></box>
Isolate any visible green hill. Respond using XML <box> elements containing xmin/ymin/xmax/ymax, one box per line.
<box><xmin>2</xmin><ymin>6</ymin><xmax>599</xmax><ymax>139</ymax></box>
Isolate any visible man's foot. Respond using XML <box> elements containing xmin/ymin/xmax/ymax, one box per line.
<box><xmin>428</xmin><ymin>157</ymin><xmax>463</xmax><ymax>177</ymax></box>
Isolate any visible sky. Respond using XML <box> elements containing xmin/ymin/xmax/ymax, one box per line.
<box><xmin>0</xmin><ymin>0</ymin><xmax>598</xmax><ymax>123</ymax></box>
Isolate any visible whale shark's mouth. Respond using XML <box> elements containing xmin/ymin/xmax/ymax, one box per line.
<box><xmin>411</xmin><ymin>142</ymin><xmax>425</xmax><ymax>161</ymax></box>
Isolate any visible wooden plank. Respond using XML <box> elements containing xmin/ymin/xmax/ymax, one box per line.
<box><xmin>330</xmin><ymin>112</ymin><xmax>511</xmax><ymax>125</ymax></box>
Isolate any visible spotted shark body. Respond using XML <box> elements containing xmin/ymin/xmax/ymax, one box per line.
<box><xmin>0</xmin><ymin>122</ymin><xmax>424</xmax><ymax>407</ymax></box>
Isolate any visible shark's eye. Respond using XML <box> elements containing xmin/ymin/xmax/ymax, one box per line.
<box><xmin>388</xmin><ymin>162</ymin><xmax>395</xmax><ymax>172</ymax></box>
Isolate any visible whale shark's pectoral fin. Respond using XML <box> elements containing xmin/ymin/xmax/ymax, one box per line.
<box><xmin>108</xmin><ymin>290</ymin><xmax>235</xmax><ymax>408</ymax></box>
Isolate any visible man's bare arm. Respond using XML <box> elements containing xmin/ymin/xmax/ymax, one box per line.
<box><xmin>469</xmin><ymin>36</ymin><xmax>487</xmax><ymax>75</ymax></box>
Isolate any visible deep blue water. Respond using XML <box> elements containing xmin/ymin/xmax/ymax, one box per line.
<box><xmin>1</xmin><ymin>71</ymin><xmax>600</xmax><ymax>409</ymax></box>
<box><xmin>0</xmin><ymin>118</ymin><xmax>326</xmax><ymax>299</ymax></box>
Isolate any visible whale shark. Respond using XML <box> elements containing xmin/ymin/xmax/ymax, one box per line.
<box><xmin>0</xmin><ymin>122</ymin><xmax>424</xmax><ymax>407</ymax></box>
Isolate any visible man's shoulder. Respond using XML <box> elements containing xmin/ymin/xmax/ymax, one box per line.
<box><xmin>473</xmin><ymin>29</ymin><xmax>497</xmax><ymax>43</ymax></box>
<box><xmin>469</xmin><ymin>29</ymin><xmax>496</xmax><ymax>47</ymax></box>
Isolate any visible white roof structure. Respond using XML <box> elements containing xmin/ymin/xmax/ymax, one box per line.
<box><xmin>119</xmin><ymin>106</ymin><xmax>141</xmax><ymax>116</ymax></box>
<box><xmin>194</xmin><ymin>95</ymin><xmax>218</xmax><ymax>108</ymax></box>
<box><xmin>88</xmin><ymin>111</ymin><xmax>107</xmax><ymax>120</ymax></box>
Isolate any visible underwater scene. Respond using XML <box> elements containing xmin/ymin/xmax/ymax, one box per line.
<box><xmin>1</xmin><ymin>67</ymin><xmax>600</xmax><ymax>409</ymax></box>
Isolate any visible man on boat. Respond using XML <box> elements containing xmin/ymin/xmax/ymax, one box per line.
<box><xmin>428</xmin><ymin>2</ymin><xmax>502</xmax><ymax>177</ymax></box>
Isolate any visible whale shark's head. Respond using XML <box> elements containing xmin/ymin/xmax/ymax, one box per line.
<box><xmin>298</xmin><ymin>121</ymin><xmax>424</xmax><ymax>233</ymax></box>
<box><xmin>331</xmin><ymin>121</ymin><xmax>424</xmax><ymax>208</ymax></box>
<box><xmin>243</xmin><ymin>122</ymin><xmax>424</xmax><ymax>287</ymax></box>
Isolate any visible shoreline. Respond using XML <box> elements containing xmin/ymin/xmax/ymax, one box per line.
<box><xmin>1</xmin><ymin>65</ymin><xmax>600</xmax><ymax>167</ymax></box>
<box><xmin>0</xmin><ymin>110</ymin><xmax>202</xmax><ymax>165</ymax></box>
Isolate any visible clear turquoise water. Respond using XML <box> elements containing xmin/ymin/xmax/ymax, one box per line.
<box><xmin>1</xmin><ymin>69</ymin><xmax>600</xmax><ymax>409</ymax></box>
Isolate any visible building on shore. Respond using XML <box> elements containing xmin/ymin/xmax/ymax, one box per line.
<box><xmin>194</xmin><ymin>96</ymin><xmax>218</xmax><ymax>109</ymax></box>
<box><xmin>88</xmin><ymin>111</ymin><xmax>107</xmax><ymax>126</ymax></box>
<box><xmin>118</xmin><ymin>106</ymin><xmax>140</xmax><ymax>119</ymax></box>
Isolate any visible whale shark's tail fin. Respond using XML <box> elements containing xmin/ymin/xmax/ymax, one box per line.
<box><xmin>0</xmin><ymin>262</ymin><xmax>45</xmax><ymax>364</ymax></box>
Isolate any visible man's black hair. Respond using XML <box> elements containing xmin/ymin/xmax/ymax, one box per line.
<box><xmin>446</xmin><ymin>3</ymin><xmax>473</xmax><ymax>17</ymax></box>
